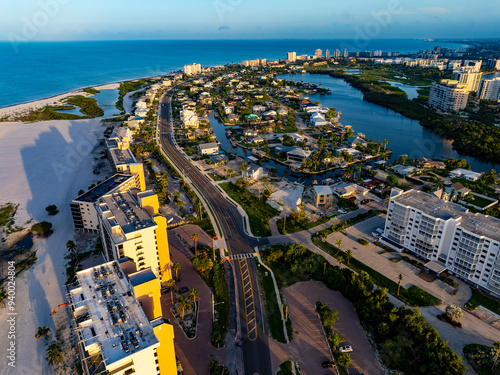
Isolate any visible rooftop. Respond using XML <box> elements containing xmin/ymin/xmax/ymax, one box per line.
<box><xmin>198</xmin><ymin>142</ymin><xmax>219</xmax><ymax>150</ymax></box>
<box><xmin>109</xmin><ymin>147</ymin><xmax>138</xmax><ymax>167</ymax></box>
<box><xmin>68</xmin><ymin>261</ymin><xmax>159</xmax><ymax>368</ymax></box>
<box><xmin>99</xmin><ymin>191</ymin><xmax>156</xmax><ymax>237</ymax></box>
<box><xmin>314</xmin><ymin>185</ymin><xmax>333</xmax><ymax>196</ymax></box>
<box><xmin>129</xmin><ymin>268</ymin><xmax>157</xmax><ymax>287</ymax></box>
<box><xmin>392</xmin><ymin>190</ymin><xmax>500</xmax><ymax>242</ymax></box>
<box><xmin>74</xmin><ymin>174</ymin><xmax>136</xmax><ymax>203</ymax></box>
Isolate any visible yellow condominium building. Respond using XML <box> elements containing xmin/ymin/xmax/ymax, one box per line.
<box><xmin>106</xmin><ymin>127</ymin><xmax>145</xmax><ymax>191</ymax></box>
<box><xmin>96</xmin><ymin>189</ymin><xmax>172</xmax><ymax>283</ymax></box>
<box><xmin>68</xmin><ymin>261</ymin><xmax>177</xmax><ymax>375</ymax></box>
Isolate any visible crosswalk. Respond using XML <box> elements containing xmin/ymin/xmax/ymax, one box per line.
<box><xmin>228</xmin><ymin>253</ymin><xmax>254</xmax><ymax>260</ymax></box>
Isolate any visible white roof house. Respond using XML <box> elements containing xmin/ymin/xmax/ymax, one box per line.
<box><xmin>198</xmin><ymin>142</ymin><xmax>220</xmax><ymax>156</ymax></box>
<box><xmin>449</xmin><ymin>168</ymin><xmax>483</xmax><ymax>181</ymax></box>
<box><xmin>252</xmin><ymin>105</ymin><xmax>266</xmax><ymax>113</ymax></box>
<box><xmin>311</xmin><ymin>115</ymin><xmax>329</xmax><ymax>127</ymax></box>
<box><xmin>243</xmin><ymin>129</ymin><xmax>258</xmax><ymax>137</ymax></box>
<box><xmin>287</xmin><ymin>147</ymin><xmax>312</xmax><ymax>162</ymax></box>
<box><xmin>331</xmin><ymin>182</ymin><xmax>358</xmax><ymax>198</ymax></box>
<box><xmin>251</xmin><ymin>135</ymin><xmax>265</xmax><ymax>144</ymax></box>
<box><xmin>263</xmin><ymin>110</ymin><xmax>277</xmax><ymax>117</ymax></box>
<box><xmin>277</xmin><ymin>108</ymin><xmax>288</xmax><ymax>116</ymax></box>
<box><xmin>242</xmin><ymin>164</ymin><xmax>266</xmax><ymax>180</ymax></box>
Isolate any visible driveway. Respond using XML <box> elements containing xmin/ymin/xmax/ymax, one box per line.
<box><xmin>270</xmin><ymin>281</ymin><xmax>384</xmax><ymax>375</ymax></box>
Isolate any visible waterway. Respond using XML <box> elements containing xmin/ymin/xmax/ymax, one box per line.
<box><xmin>279</xmin><ymin>74</ymin><xmax>499</xmax><ymax>173</ymax></box>
<box><xmin>55</xmin><ymin>89</ymin><xmax>120</xmax><ymax>117</ymax></box>
<box><xmin>385</xmin><ymin>81</ymin><xmax>424</xmax><ymax>100</ymax></box>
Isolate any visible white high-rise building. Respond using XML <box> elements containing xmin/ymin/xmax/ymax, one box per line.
<box><xmin>287</xmin><ymin>52</ymin><xmax>297</xmax><ymax>62</ymax></box>
<box><xmin>428</xmin><ymin>79</ymin><xmax>469</xmax><ymax>112</ymax></box>
<box><xmin>325</xmin><ymin>49</ymin><xmax>330</xmax><ymax>59</ymax></box>
<box><xmin>184</xmin><ymin>63</ymin><xmax>201</xmax><ymax>75</ymax></box>
<box><xmin>343</xmin><ymin>49</ymin><xmax>348</xmax><ymax>58</ymax></box>
<box><xmin>333</xmin><ymin>49</ymin><xmax>341</xmax><ymax>58</ymax></box>
<box><xmin>315</xmin><ymin>49</ymin><xmax>322</xmax><ymax>59</ymax></box>
<box><xmin>453</xmin><ymin>67</ymin><xmax>482</xmax><ymax>92</ymax></box>
<box><xmin>383</xmin><ymin>189</ymin><xmax>500</xmax><ymax>297</ymax></box>
<box><xmin>477</xmin><ymin>77</ymin><xmax>500</xmax><ymax>101</ymax></box>
<box><xmin>462</xmin><ymin>60</ymin><xmax>482</xmax><ymax>72</ymax></box>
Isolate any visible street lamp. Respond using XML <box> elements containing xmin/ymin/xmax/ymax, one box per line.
<box><xmin>212</xmin><ymin>235</ymin><xmax>218</xmax><ymax>260</ymax></box>
<box><xmin>212</xmin><ymin>293</ymin><xmax>225</xmax><ymax>323</ymax></box>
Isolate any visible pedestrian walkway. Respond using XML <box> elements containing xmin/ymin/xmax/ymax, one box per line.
<box><xmin>228</xmin><ymin>253</ymin><xmax>254</xmax><ymax>260</ymax></box>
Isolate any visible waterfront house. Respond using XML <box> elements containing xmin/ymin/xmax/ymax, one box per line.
<box><xmin>449</xmin><ymin>168</ymin><xmax>482</xmax><ymax>181</ymax></box>
<box><xmin>243</xmin><ymin>129</ymin><xmax>258</xmax><ymax>137</ymax></box>
<box><xmin>287</xmin><ymin>147</ymin><xmax>311</xmax><ymax>162</ymax></box>
<box><xmin>251</xmin><ymin>136</ymin><xmax>265</xmax><ymax>144</ymax></box>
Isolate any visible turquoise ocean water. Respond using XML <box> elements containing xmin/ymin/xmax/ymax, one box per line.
<box><xmin>0</xmin><ymin>39</ymin><xmax>467</xmax><ymax>108</ymax></box>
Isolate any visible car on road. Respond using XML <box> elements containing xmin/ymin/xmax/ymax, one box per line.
<box><xmin>161</xmin><ymin>287</ymin><xmax>171</xmax><ymax>295</ymax></box>
<box><xmin>338</xmin><ymin>345</ymin><xmax>353</xmax><ymax>353</ymax></box>
<box><xmin>322</xmin><ymin>361</ymin><xmax>336</xmax><ymax>368</ymax></box>
<box><xmin>178</xmin><ymin>286</ymin><xmax>189</xmax><ymax>294</ymax></box>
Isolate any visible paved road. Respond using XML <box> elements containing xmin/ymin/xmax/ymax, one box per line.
<box><xmin>158</xmin><ymin>92</ymin><xmax>272</xmax><ymax>375</ymax></box>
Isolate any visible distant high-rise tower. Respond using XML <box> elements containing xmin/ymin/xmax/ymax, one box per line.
<box><xmin>333</xmin><ymin>49</ymin><xmax>341</xmax><ymax>58</ymax></box>
<box><xmin>325</xmin><ymin>49</ymin><xmax>330</xmax><ymax>59</ymax></box>
<box><xmin>343</xmin><ymin>49</ymin><xmax>348</xmax><ymax>58</ymax></box>
<box><xmin>287</xmin><ymin>52</ymin><xmax>297</xmax><ymax>62</ymax></box>
<box><xmin>315</xmin><ymin>49</ymin><xmax>322</xmax><ymax>59</ymax></box>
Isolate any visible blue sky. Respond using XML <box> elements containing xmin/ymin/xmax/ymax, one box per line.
<box><xmin>1</xmin><ymin>0</ymin><xmax>499</xmax><ymax>41</ymax></box>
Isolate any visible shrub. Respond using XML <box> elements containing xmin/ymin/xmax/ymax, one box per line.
<box><xmin>358</xmin><ymin>238</ymin><xmax>369</xmax><ymax>246</ymax></box>
<box><xmin>45</xmin><ymin>205</ymin><xmax>58</xmax><ymax>216</ymax></box>
<box><xmin>31</xmin><ymin>221</ymin><xmax>52</xmax><ymax>235</ymax></box>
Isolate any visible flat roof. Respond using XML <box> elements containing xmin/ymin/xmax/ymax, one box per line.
<box><xmin>392</xmin><ymin>190</ymin><xmax>500</xmax><ymax>242</ymax></box>
<box><xmin>198</xmin><ymin>142</ymin><xmax>219</xmax><ymax>150</ymax></box>
<box><xmin>69</xmin><ymin>261</ymin><xmax>158</xmax><ymax>367</ymax></box>
<box><xmin>99</xmin><ymin>191</ymin><xmax>156</xmax><ymax>235</ymax></box>
<box><xmin>109</xmin><ymin>147</ymin><xmax>137</xmax><ymax>167</ymax></box>
<box><xmin>129</xmin><ymin>269</ymin><xmax>157</xmax><ymax>287</ymax></box>
<box><xmin>74</xmin><ymin>174</ymin><xmax>136</xmax><ymax>203</ymax></box>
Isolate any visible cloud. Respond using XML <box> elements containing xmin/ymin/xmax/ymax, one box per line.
<box><xmin>218</xmin><ymin>26</ymin><xmax>230</xmax><ymax>30</ymax></box>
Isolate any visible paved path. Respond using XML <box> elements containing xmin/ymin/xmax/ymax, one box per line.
<box><xmin>270</xmin><ymin>281</ymin><xmax>384</xmax><ymax>375</ymax></box>
<box><xmin>163</xmin><ymin>230</ymin><xmax>226</xmax><ymax>375</ymax></box>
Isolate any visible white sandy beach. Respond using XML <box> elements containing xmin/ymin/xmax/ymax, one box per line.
<box><xmin>0</xmin><ymin>118</ymin><xmax>104</xmax><ymax>374</ymax></box>
<box><xmin>0</xmin><ymin>82</ymin><xmax>121</xmax><ymax>120</ymax></box>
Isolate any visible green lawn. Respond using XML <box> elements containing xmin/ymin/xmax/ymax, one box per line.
<box><xmin>465</xmin><ymin>288</ymin><xmax>500</xmax><ymax>314</ymax></box>
<box><xmin>467</xmin><ymin>194</ymin><xmax>496</xmax><ymax>208</ymax></box>
<box><xmin>0</xmin><ymin>203</ymin><xmax>16</xmax><ymax>227</ymax></box>
<box><xmin>276</xmin><ymin>361</ymin><xmax>293</xmax><ymax>375</ymax></box>
<box><xmin>257</xmin><ymin>263</ymin><xmax>286</xmax><ymax>343</ymax></box>
<box><xmin>219</xmin><ymin>182</ymin><xmax>279</xmax><ymax>236</ymax></box>
<box><xmin>277</xmin><ymin>215</ymin><xmax>330</xmax><ymax>235</ymax></box>
<box><xmin>313</xmin><ymin>238</ymin><xmax>440</xmax><ymax>307</ymax></box>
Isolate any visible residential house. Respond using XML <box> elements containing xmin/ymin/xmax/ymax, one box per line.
<box><xmin>198</xmin><ymin>142</ymin><xmax>220</xmax><ymax>156</ymax></box>
<box><xmin>418</xmin><ymin>158</ymin><xmax>446</xmax><ymax>169</ymax></box>
<box><xmin>251</xmin><ymin>135</ymin><xmax>265</xmax><ymax>144</ymax></box>
<box><xmin>243</xmin><ymin>129</ymin><xmax>258</xmax><ymax>137</ymax></box>
<box><xmin>310</xmin><ymin>114</ymin><xmax>329</xmax><ymax>127</ymax></box>
<box><xmin>313</xmin><ymin>185</ymin><xmax>334</xmax><ymax>208</ymax></box>
<box><xmin>331</xmin><ymin>182</ymin><xmax>358</xmax><ymax>198</ymax></box>
<box><xmin>287</xmin><ymin>147</ymin><xmax>311</xmax><ymax>162</ymax></box>
<box><xmin>242</xmin><ymin>164</ymin><xmax>266</xmax><ymax>180</ymax></box>
<box><xmin>351</xmin><ymin>136</ymin><xmax>368</xmax><ymax>148</ymax></box>
<box><xmin>449</xmin><ymin>168</ymin><xmax>482</xmax><ymax>181</ymax></box>
<box><xmin>252</xmin><ymin>105</ymin><xmax>266</xmax><ymax>113</ymax></box>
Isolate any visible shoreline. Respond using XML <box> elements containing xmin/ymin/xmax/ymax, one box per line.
<box><xmin>0</xmin><ymin>73</ymin><xmax>167</xmax><ymax>120</ymax></box>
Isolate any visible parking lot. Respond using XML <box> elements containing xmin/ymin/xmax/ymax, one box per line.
<box><xmin>271</xmin><ymin>281</ymin><xmax>384</xmax><ymax>375</ymax></box>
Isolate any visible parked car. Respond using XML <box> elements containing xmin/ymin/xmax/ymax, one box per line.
<box><xmin>178</xmin><ymin>287</ymin><xmax>189</xmax><ymax>294</ymax></box>
<box><xmin>338</xmin><ymin>345</ymin><xmax>353</xmax><ymax>353</ymax></box>
<box><xmin>322</xmin><ymin>361</ymin><xmax>336</xmax><ymax>368</ymax></box>
<box><xmin>161</xmin><ymin>287</ymin><xmax>171</xmax><ymax>295</ymax></box>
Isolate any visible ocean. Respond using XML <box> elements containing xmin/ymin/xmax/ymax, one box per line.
<box><xmin>0</xmin><ymin>39</ymin><xmax>468</xmax><ymax>108</ymax></box>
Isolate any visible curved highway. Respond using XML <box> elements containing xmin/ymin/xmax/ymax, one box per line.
<box><xmin>158</xmin><ymin>90</ymin><xmax>272</xmax><ymax>375</ymax></box>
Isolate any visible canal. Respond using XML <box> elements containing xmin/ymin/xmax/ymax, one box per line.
<box><xmin>279</xmin><ymin>73</ymin><xmax>499</xmax><ymax>173</ymax></box>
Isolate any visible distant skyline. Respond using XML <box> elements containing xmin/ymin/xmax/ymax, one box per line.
<box><xmin>1</xmin><ymin>0</ymin><xmax>500</xmax><ymax>42</ymax></box>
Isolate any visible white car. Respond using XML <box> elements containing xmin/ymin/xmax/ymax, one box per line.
<box><xmin>338</xmin><ymin>345</ymin><xmax>353</xmax><ymax>353</ymax></box>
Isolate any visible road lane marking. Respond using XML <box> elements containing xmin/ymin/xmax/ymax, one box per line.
<box><xmin>239</xmin><ymin>258</ymin><xmax>257</xmax><ymax>341</ymax></box>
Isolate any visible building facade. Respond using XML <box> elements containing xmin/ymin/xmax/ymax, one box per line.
<box><xmin>453</xmin><ymin>67</ymin><xmax>482</xmax><ymax>92</ymax></box>
<box><xmin>96</xmin><ymin>190</ymin><xmax>171</xmax><ymax>283</ymax></box>
<box><xmin>287</xmin><ymin>52</ymin><xmax>296</xmax><ymax>62</ymax></box>
<box><xmin>184</xmin><ymin>63</ymin><xmax>201</xmax><ymax>75</ymax></box>
<box><xmin>383</xmin><ymin>189</ymin><xmax>500</xmax><ymax>296</ymax></box>
<box><xmin>477</xmin><ymin>77</ymin><xmax>500</xmax><ymax>101</ymax></box>
<box><xmin>428</xmin><ymin>80</ymin><xmax>469</xmax><ymax>112</ymax></box>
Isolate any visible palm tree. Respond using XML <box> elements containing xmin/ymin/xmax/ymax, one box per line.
<box><xmin>191</xmin><ymin>233</ymin><xmax>199</xmax><ymax>256</ymax></box>
<box><xmin>345</xmin><ymin>250</ymin><xmax>352</xmax><ymax>265</ymax></box>
<box><xmin>167</xmin><ymin>279</ymin><xmax>176</xmax><ymax>305</ymax></box>
<box><xmin>172</xmin><ymin>262</ymin><xmax>180</xmax><ymax>279</ymax></box>
<box><xmin>45</xmin><ymin>342</ymin><xmax>63</xmax><ymax>366</ymax></box>
<box><xmin>239</xmin><ymin>162</ymin><xmax>247</xmax><ymax>178</ymax></box>
<box><xmin>397</xmin><ymin>274</ymin><xmax>403</xmax><ymax>296</ymax></box>
<box><xmin>66</xmin><ymin>240</ymin><xmax>76</xmax><ymax>252</ymax></box>
<box><xmin>35</xmin><ymin>326</ymin><xmax>51</xmax><ymax>340</ymax></box>
<box><xmin>177</xmin><ymin>296</ymin><xmax>191</xmax><ymax>321</ymax></box>
<box><xmin>0</xmin><ymin>288</ymin><xmax>7</xmax><ymax>308</ymax></box>
<box><xmin>188</xmin><ymin>288</ymin><xmax>200</xmax><ymax>316</ymax></box>
<box><xmin>335</xmin><ymin>239</ymin><xmax>342</xmax><ymax>256</ymax></box>
<box><xmin>383</xmin><ymin>139</ymin><xmax>388</xmax><ymax>151</ymax></box>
